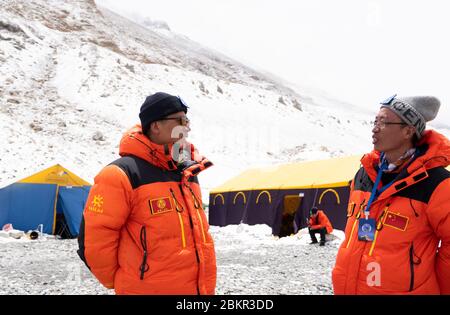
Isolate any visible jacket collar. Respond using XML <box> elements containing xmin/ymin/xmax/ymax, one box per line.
<box><xmin>118</xmin><ymin>125</ymin><xmax>207</xmax><ymax>174</ymax></box>
<box><xmin>360</xmin><ymin>129</ymin><xmax>450</xmax><ymax>201</ymax></box>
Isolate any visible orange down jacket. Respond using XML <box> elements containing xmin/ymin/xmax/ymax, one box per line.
<box><xmin>309</xmin><ymin>210</ymin><xmax>333</xmax><ymax>234</ymax></box>
<box><xmin>77</xmin><ymin>125</ymin><xmax>216</xmax><ymax>295</ymax></box>
<box><xmin>332</xmin><ymin>130</ymin><xmax>450</xmax><ymax>294</ymax></box>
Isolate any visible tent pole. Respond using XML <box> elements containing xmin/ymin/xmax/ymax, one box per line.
<box><xmin>52</xmin><ymin>185</ymin><xmax>60</xmax><ymax>235</ymax></box>
<box><xmin>312</xmin><ymin>188</ymin><xmax>319</xmax><ymax>207</ymax></box>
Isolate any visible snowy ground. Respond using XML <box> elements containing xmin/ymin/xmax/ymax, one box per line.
<box><xmin>0</xmin><ymin>224</ymin><xmax>343</xmax><ymax>295</ymax></box>
<box><xmin>212</xmin><ymin>225</ymin><xmax>344</xmax><ymax>295</ymax></box>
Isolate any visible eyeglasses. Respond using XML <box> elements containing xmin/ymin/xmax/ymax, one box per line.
<box><xmin>158</xmin><ymin>116</ymin><xmax>190</xmax><ymax>126</ymax></box>
<box><xmin>371</xmin><ymin>119</ymin><xmax>407</xmax><ymax>129</ymax></box>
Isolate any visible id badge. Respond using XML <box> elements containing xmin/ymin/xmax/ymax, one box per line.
<box><xmin>358</xmin><ymin>218</ymin><xmax>376</xmax><ymax>242</ymax></box>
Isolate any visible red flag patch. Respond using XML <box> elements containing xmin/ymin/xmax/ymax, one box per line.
<box><xmin>383</xmin><ymin>211</ymin><xmax>409</xmax><ymax>231</ymax></box>
<box><xmin>149</xmin><ymin>197</ymin><xmax>174</xmax><ymax>215</ymax></box>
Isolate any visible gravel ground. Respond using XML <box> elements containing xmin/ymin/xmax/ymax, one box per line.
<box><xmin>212</xmin><ymin>225</ymin><xmax>340</xmax><ymax>295</ymax></box>
<box><xmin>0</xmin><ymin>225</ymin><xmax>341</xmax><ymax>295</ymax></box>
<box><xmin>0</xmin><ymin>237</ymin><xmax>111</xmax><ymax>295</ymax></box>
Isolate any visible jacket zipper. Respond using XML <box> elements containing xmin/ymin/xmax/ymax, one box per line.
<box><xmin>368</xmin><ymin>230</ymin><xmax>379</xmax><ymax>256</ymax></box>
<box><xmin>345</xmin><ymin>208</ymin><xmax>361</xmax><ymax>249</ymax></box>
<box><xmin>186</xmin><ymin>184</ymin><xmax>207</xmax><ymax>244</ymax></box>
<box><xmin>170</xmin><ymin>188</ymin><xmax>187</xmax><ymax>248</ymax></box>
<box><xmin>178</xmin><ymin>184</ymin><xmax>194</xmax><ymax>229</ymax></box>
<box><xmin>368</xmin><ymin>205</ymin><xmax>388</xmax><ymax>256</ymax></box>
<box><xmin>409</xmin><ymin>244</ymin><xmax>415</xmax><ymax>291</ymax></box>
<box><xmin>409</xmin><ymin>199</ymin><xmax>419</xmax><ymax>217</ymax></box>
<box><xmin>179</xmin><ymin>183</ymin><xmax>201</xmax><ymax>295</ymax></box>
<box><xmin>139</xmin><ymin>226</ymin><xmax>149</xmax><ymax>280</ymax></box>
<box><xmin>196</xmin><ymin>208</ymin><xmax>207</xmax><ymax>243</ymax></box>
<box><xmin>347</xmin><ymin>202</ymin><xmax>356</xmax><ymax>217</ymax></box>
<box><xmin>177</xmin><ymin>212</ymin><xmax>187</xmax><ymax>248</ymax></box>
<box><xmin>408</xmin><ymin>243</ymin><xmax>422</xmax><ymax>291</ymax></box>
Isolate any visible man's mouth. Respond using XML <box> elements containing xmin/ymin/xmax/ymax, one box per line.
<box><xmin>372</xmin><ymin>135</ymin><xmax>378</xmax><ymax>144</ymax></box>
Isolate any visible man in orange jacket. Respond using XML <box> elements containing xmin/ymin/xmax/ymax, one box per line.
<box><xmin>77</xmin><ymin>92</ymin><xmax>216</xmax><ymax>295</ymax></box>
<box><xmin>332</xmin><ymin>94</ymin><xmax>450</xmax><ymax>294</ymax></box>
<box><xmin>308</xmin><ymin>207</ymin><xmax>333</xmax><ymax>246</ymax></box>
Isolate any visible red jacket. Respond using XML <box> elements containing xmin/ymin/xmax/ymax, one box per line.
<box><xmin>309</xmin><ymin>210</ymin><xmax>333</xmax><ymax>234</ymax></box>
<box><xmin>78</xmin><ymin>125</ymin><xmax>216</xmax><ymax>294</ymax></box>
<box><xmin>333</xmin><ymin>130</ymin><xmax>450</xmax><ymax>294</ymax></box>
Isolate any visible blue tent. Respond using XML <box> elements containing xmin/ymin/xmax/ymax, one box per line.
<box><xmin>0</xmin><ymin>165</ymin><xmax>91</xmax><ymax>237</ymax></box>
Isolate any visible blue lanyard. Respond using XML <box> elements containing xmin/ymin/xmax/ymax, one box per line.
<box><xmin>364</xmin><ymin>154</ymin><xmax>394</xmax><ymax>219</ymax></box>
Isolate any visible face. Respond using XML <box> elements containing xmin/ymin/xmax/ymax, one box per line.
<box><xmin>148</xmin><ymin>111</ymin><xmax>190</xmax><ymax>145</ymax></box>
<box><xmin>372</xmin><ymin>108</ymin><xmax>414</xmax><ymax>153</ymax></box>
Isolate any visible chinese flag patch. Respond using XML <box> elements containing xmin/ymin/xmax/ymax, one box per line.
<box><xmin>383</xmin><ymin>211</ymin><xmax>409</xmax><ymax>231</ymax></box>
<box><xmin>149</xmin><ymin>197</ymin><xmax>174</xmax><ymax>215</ymax></box>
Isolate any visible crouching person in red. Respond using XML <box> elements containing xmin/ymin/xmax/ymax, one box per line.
<box><xmin>308</xmin><ymin>207</ymin><xmax>333</xmax><ymax>246</ymax></box>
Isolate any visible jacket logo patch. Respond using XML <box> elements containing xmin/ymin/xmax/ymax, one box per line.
<box><xmin>149</xmin><ymin>197</ymin><xmax>174</xmax><ymax>215</ymax></box>
<box><xmin>88</xmin><ymin>194</ymin><xmax>104</xmax><ymax>213</ymax></box>
<box><xmin>383</xmin><ymin>211</ymin><xmax>409</xmax><ymax>231</ymax></box>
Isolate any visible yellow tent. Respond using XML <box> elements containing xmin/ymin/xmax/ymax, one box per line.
<box><xmin>18</xmin><ymin>164</ymin><xmax>91</xmax><ymax>186</ymax></box>
<box><xmin>209</xmin><ymin>155</ymin><xmax>363</xmax><ymax>235</ymax></box>
<box><xmin>210</xmin><ymin>155</ymin><xmax>362</xmax><ymax>193</ymax></box>
<box><xmin>209</xmin><ymin>154</ymin><xmax>450</xmax><ymax>236</ymax></box>
<box><xmin>0</xmin><ymin>164</ymin><xmax>91</xmax><ymax>237</ymax></box>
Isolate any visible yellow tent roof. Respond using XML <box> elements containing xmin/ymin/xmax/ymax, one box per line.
<box><xmin>211</xmin><ymin>155</ymin><xmax>363</xmax><ymax>193</ymax></box>
<box><xmin>17</xmin><ymin>164</ymin><xmax>91</xmax><ymax>186</ymax></box>
<box><xmin>211</xmin><ymin>154</ymin><xmax>450</xmax><ymax>194</ymax></box>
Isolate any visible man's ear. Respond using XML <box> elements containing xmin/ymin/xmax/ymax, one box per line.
<box><xmin>404</xmin><ymin>125</ymin><xmax>416</xmax><ymax>140</ymax></box>
<box><xmin>149</xmin><ymin>121</ymin><xmax>160</xmax><ymax>135</ymax></box>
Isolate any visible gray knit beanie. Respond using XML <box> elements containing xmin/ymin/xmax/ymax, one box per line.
<box><xmin>380</xmin><ymin>94</ymin><xmax>440</xmax><ymax>138</ymax></box>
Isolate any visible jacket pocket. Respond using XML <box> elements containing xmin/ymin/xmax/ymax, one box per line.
<box><xmin>139</xmin><ymin>226</ymin><xmax>150</xmax><ymax>280</ymax></box>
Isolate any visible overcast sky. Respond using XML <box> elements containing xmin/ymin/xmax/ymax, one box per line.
<box><xmin>95</xmin><ymin>0</ymin><xmax>450</xmax><ymax>126</ymax></box>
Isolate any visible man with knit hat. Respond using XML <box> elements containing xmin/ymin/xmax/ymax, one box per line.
<box><xmin>78</xmin><ymin>92</ymin><xmax>217</xmax><ymax>295</ymax></box>
<box><xmin>333</xmin><ymin>94</ymin><xmax>450</xmax><ymax>294</ymax></box>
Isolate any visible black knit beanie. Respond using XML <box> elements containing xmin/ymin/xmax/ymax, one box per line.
<box><xmin>139</xmin><ymin>92</ymin><xmax>188</xmax><ymax>135</ymax></box>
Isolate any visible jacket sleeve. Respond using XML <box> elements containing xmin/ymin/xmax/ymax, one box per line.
<box><xmin>310</xmin><ymin>224</ymin><xmax>321</xmax><ymax>230</ymax></box>
<box><xmin>309</xmin><ymin>212</ymin><xmax>326</xmax><ymax>230</ymax></box>
<box><xmin>79</xmin><ymin>165</ymin><xmax>132</xmax><ymax>289</ymax></box>
<box><xmin>317</xmin><ymin>212</ymin><xmax>326</xmax><ymax>229</ymax></box>
<box><xmin>318</xmin><ymin>212</ymin><xmax>333</xmax><ymax>231</ymax></box>
<box><xmin>426</xmin><ymin>178</ymin><xmax>450</xmax><ymax>294</ymax></box>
